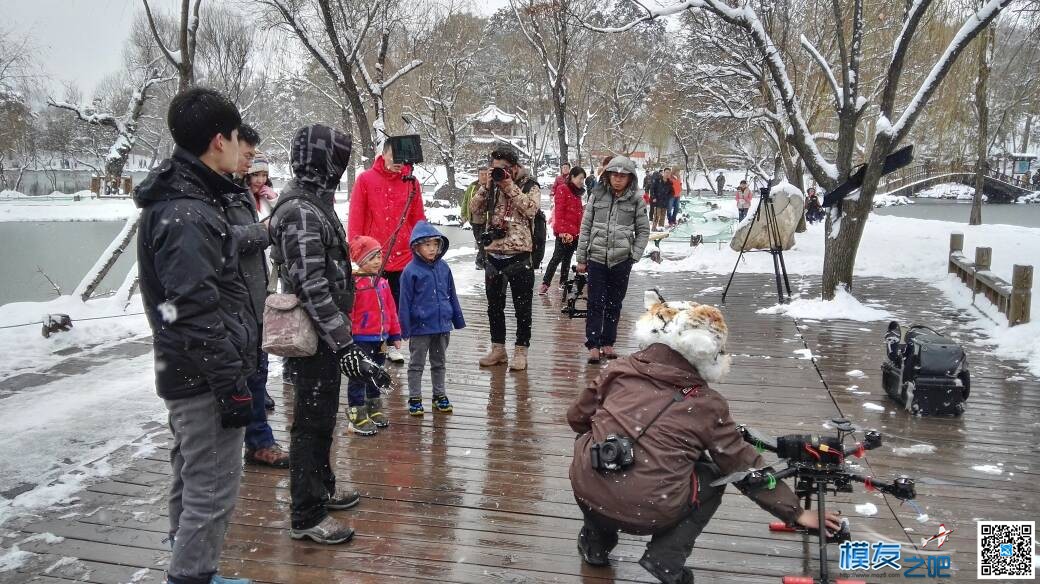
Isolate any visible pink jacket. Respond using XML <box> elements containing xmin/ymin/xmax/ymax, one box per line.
<box><xmin>735</xmin><ymin>186</ymin><xmax>753</xmax><ymax>209</ymax></box>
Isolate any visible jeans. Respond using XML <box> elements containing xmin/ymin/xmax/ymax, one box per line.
<box><xmin>578</xmin><ymin>462</ymin><xmax>726</xmax><ymax>584</ymax></box>
<box><xmin>485</xmin><ymin>253</ymin><xmax>534</xmax><ymax>347</ymax></box>
<box><xmin>585</xmin><ymin>260</ymin><xmax>633</xmax><ymax>349</ymax></box>
<box><xmin>542</xmin><ymin>237</ymin><xmax>577</xmax><ymax>286</ymax></box>
<box><xmin>346</xmin><ymin>341</ymin><xmax>385</xmax><ymax>406</ymax></box>
<box><xmin>737</xmin><ymin>207</ymin><xmax>749</xmax><ymax>221</ymax></box>
<box><xmin>472</xmin><ymin>224</ymin><xmax>487</xmax><ymax>269</ymax></box>
<box><xmin>287</xmin><ymin>342</ymin><xmax>341</xmax><ymax>530</ymax></box>
<box><xmin>407</xmin><ymin>333</ymin><xmax>450</xmax><ymax>398</ymax></box>
<box><xmin>166</xmin><ymin>392</ymin><xmax>245</xmax><ymax>584</ymax></box>
<box><xmin>244</xmin><ymin>350</ymin><xmax>275</xmax><ymax>451</ymax></box>
<box><xmin>668</xmin><ymin>197</ymin><xmax>681</xmax><ymax>224</ymax></box>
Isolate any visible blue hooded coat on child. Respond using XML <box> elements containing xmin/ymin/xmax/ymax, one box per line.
<box><xmin>398</xmin><ymin>221</ymin><xmax>466</xmax><ymax>338</ymax></box>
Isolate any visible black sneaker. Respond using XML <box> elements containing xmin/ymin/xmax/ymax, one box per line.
<box><xmin>289</xmin><ymin>516</ymin><xmax>354</xmax><ymax>544</ymax></box>
<box><xmin>264</xmin><ymin>393</ymin><xmax>275</xmax><ymax>410</ymax></box>
<box><xmin>327</xmin><ymin>487</ymin><xmax>361</xmax><ymax>510</ymax></box>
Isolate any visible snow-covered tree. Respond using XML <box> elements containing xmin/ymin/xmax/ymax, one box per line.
<box><xmin>48</xmin><ymin>68</ymin><xmax>173</xmax><ymax>194</ymax></box>
<box><xmin>585</xmin><ymin>0</ymin><xmax>1015</xmax><ymax>299</ymax></box>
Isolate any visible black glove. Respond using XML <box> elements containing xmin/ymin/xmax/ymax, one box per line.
<box><xmin>339</xmin><ymin>343</ymin><xmax>368</xmax><ymax>379</ymax></box>
<box><xmin>215</xmin><ymin>378</ymin><xmax>253</xmax><ymax>429</ymax></box>
<box><xmin>339</xmin><ymin>344</ymin><xmax>393</xmax><ymax>390</ymax></box>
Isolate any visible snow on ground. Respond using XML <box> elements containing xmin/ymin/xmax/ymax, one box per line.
<box><xmin>873</xmin><ymin>194</ymin><xmax>913</xmax><ymax>207</ymax></box>
<box><xmin>915</xmin><ymin>183</ymin><xmax>976</xmax><ymax>200</ymax></box>
<box><xmin>637</xmin><ymin>213</ymin><xmax>1040</xmax><ymax>376</ymax></box>
<box><xmin>0</xmin><ymin>354</ymin><xmax>164</xmax><ymax>527</ymax></box>
<box><xmin>757</xmin><ymin>287</ymin><xmax>892</xmax><ymax>322</ymax></box>
<box><xmin>0</xmin><ymin>294</ymin><xmax>148</xmax><ymax>383</ymax></box>
<box><xmin>0</xmin><ymin>192</ymin><xmax>137</xmax><ymax>222</ymax></box>
<box><xmin>892</xmin><ymin>444</ymin><xmax>937</xmax><ymax>456</ymax></box>
<box><xmin>1019</xmin><ymin>191</ymin><xmax>1040</xmax><ymax>204</ymax></box>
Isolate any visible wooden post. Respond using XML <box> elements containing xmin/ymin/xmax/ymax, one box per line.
<box><xmin>974</xmin><ymin>247</ymin><xmax>991</xmax><ymax>271</ymax></box>
<box><xmin>90</xmin><ymin>176</ymin><xmax>102</xmax><ymax>195</ymax></box>
<box><xmin>1009</xmin><ymin>265</ymin><xmax>1032</xmax><ymax>326</ymax></box>
<box><xmin>949</xmin><ymin>233</ymin><xmax>963</xmax><ymax>274</ymax></box>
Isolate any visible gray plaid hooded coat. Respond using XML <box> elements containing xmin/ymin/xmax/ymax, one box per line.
<box><xmin>269</xmin><ymin>124</ymin><xmax>355</xmax><ymax>353</ymax></box>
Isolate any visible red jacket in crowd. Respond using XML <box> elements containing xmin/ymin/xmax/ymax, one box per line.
<box><xmin>552</xmin><ymin>180</ymin><xmax>584</xmax><ymax>238</ymax></box>
<box><xmin>348</xmin><ymin>155</ymin><xmax>427</xmax><ymax>273</ymax></box>
<box><xmin>350</xmin><ymin>273</ymin><xmax>402</xmax><ymax>342</ymax></box>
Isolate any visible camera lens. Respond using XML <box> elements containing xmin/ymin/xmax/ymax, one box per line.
<box><xmin>491</xmin><ymin>167</ymin><xmax>507</xmax><ymax>181</ymax></box>
<box><xmin>600</xmin><ymin>442</ymin><xmax>618</xmax><ymax>461</ymax></box>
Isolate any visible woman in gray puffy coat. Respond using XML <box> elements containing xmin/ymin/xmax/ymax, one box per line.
<box><xmin>575</xmin><ymin>156</ymin><xmax>651</xmax><ymax>363</ymax></box>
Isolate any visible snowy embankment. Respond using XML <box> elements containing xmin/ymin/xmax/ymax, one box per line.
<box><xmin>0</xmin><ymin>191</ymin><xmax>137</xmax><ymax>222</ymax></box>
<box><xmin>637</xmin><ymin>214</ymin><xmax>1040</xmax><ymax>376</ymax></box>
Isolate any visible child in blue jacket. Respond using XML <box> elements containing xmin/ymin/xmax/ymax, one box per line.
<box><xmin>398</xmin><ymin>221</ymin><xmax>466</xmax><ymax>415</ymax></box>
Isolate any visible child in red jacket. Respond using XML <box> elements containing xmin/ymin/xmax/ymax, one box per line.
<box><xmin>540</xmin><ymin>166</ymin><xmax>586</xmax><ymax>294</ymax></box>
<box><xmin>346</xmin><ymin>235</ymin><xmax>402</xmax><ymax>435</ymax></box>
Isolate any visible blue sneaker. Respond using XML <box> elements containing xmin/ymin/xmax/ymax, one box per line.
<box><xmin>211</xmin><ymin>576</ymin><xmax>252</xmax><ymax>584</ymax></box>
<box><xmin>432</xmin><ymin>394</ymin><xmax>453</xmax><ymax>413</ymax></box>
<box><xmin>408</xmin><ymin>397</ymin><xmax>424</xmax><ymax>416</ymax></box>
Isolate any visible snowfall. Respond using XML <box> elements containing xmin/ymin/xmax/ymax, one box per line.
<box><xmin>1</xmin><ymin>180</ymin><xmax>1039</xmax><ymax>571</ymax></box>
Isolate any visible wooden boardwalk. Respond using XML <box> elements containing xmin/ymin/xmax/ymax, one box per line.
<box><xmin>6</xmin><ymin>268</ymin><xmax>1039</xmax><ymax>583</ymax></box>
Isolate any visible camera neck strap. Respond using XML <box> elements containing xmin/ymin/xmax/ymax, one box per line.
<box><xmin>634</xmin><ymin>385</ymin><xmax>699</xmax><ymax>442</ymax></box>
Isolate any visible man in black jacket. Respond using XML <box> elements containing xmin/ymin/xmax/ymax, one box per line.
<box><xmin>134</xmin><ymin>87</ymin><xmax>253</xmax><ymax>584</ymax></box>
<box><xmin>269</xmin><ymin>124</ymin><xmax>368</xmax><ymax>544</ymax></box>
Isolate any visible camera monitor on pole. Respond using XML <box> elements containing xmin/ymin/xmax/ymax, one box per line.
<box><xmin>387</xmin><ymin>134</ymin><xmax>424</xmax><ymax>165</ymax></box>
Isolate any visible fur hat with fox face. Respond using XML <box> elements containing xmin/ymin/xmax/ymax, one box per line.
<box><xmin>634</xmin><ymin>289</ymin><xmax>731</xmax><ymax>382</ymax></box>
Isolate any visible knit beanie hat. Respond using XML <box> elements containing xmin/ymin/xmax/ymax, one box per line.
<box><xmin>349</xmin><ymin>235</ymin><xmax>382</xmax><ymax>266</ymax></box>
<box><xmin>248</xmin><ymin>154</ymin><xmax>270</xmax><ymax>175</ymax></box>
<box><xmin>634</xmin><ymin>290</ymin><xmax>731</xmax><ymax>382</ymax></box>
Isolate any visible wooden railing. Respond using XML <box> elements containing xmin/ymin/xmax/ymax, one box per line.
<box><xmin>948</xmin><ymin>233</ymin><xmax>1032</xmax><ymax>326</ymax></box>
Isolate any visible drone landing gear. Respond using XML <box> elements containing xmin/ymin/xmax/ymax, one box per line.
<box><xmin>770</xmin><ymin>482</ymin><xmax>857</xmax><ymax>584</ymax></box>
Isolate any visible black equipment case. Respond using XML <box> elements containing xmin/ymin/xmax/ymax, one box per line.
<box><xmin>882</xmin><ymin>322</ymin><xmax>970</xmax><ymax>416</ymax></box>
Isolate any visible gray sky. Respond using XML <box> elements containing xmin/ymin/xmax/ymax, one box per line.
<box><xmin>7</xmin><ymin>0</ymin><xmax>511</xmax><ymax>98</ymax></box>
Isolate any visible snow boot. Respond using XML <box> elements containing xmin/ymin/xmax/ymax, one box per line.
<box><xmin>366</xmin><ymin>397</ymin><xmax>389</xmax><ymax>428</ymax></box>
<box><xmin>509</xmin><ymin>346</ymin><xmax>528</xmax><ymax>371</ymax></box>
<box><xmin>479</xmin><ymin>343</ymin><xmax>508</xmax><ymax>367</ymax></box>
<box><xmin>347</xmin><ymin>405</ymin><xmax>378</xmax><ymax>436</ymax></box>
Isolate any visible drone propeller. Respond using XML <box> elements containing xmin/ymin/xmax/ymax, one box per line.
<box><xmin>737</xmin><ymin>425</ymin><xmax>778</xmax><ymax>452</ymax></box>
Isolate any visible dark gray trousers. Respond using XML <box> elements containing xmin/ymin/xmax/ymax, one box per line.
<box><xmin>166</xmin><ymin>391</ymin><xmax>245</xmax><ymax>584</ymax></box>
<box><xmin>407</xmin><ymin>333</ymin><xmax>450</xmax><ymax>398</ymax></box>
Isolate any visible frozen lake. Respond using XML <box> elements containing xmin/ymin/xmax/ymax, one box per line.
<box><xmin>876</xmin><ymin>197</ymin><xmax>1040</xmax><ymax>227</ymax></box>
<box><xmin>0</xmin><ymin>221</ymin><xmax>473</xmax><ymax>305</ymax></box>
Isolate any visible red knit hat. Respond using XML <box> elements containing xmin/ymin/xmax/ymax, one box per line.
<box><xmin>349</xmin><ymin>235</ymin><xmax>382</xmax><ymax>266</ymax></box>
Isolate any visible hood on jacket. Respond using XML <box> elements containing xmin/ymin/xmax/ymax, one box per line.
<box><xmin>634</xmin><ymin>290</ymin><xmax>731</xmax><ymax>382</ymax></box>
<box><xmin>408</xmin><ymin>220</ymin><xmax>449</xmax><ymax>263</ymax></box>
<box><xmin>291</xmin><ymin>124</ymin><xmax>352</xmax><ymax>196</ymax></box>
<box><xmin>134</xmin><ymin>147</ymin><xmax>244</xmax><ymax>207</ymax></box>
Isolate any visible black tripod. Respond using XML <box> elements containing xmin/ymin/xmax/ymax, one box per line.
<box><xmin>721</xmin><ymin>184</ymin><xmax>792</xmax><ymax>305</ymax></box>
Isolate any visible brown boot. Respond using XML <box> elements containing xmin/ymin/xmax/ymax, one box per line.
<box><xmin>510</xmin><ymin>346</ymin><xmax>528</xmax><ymax>371</ymax></box>
<box><xmin>479</xmin><ymin>343</ymin><xmax>508</xmax><ymax>367</ymax></box>
<box><xmin>245</xmin><ymin>443</ymin><xmax>290</xmax><ymax>468</ymax></box>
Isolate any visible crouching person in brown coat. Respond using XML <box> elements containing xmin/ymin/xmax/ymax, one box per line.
<box><xmin>567</xmin><ymin>291</ymin><xmax>841</xmax><ymax>584</ymax></box>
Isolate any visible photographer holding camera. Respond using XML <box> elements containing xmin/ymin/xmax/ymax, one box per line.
<box><xmin>468</xmin><ymin>144</ymin><xmax>541</xmax><ymax>370</ymax></box>
<box><xmin>567</xmin><ymin>295</ymin><xmax>840</xmax><ymax>584</ymax></box>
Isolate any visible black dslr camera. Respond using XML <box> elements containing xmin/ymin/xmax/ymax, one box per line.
<box><xmin>590</xmin><ymin>434</ymin><xmax>635</xmax><ymax>471</ymax></box>
<box><xmin>479</xmin><ymin>225</ymin><xmax>507</xmax><ymax>246</ymax></box>
<box><xmin>490</xmin><ymin>167</ymin><xmax>509</xmax><ymax>182</ymax></box>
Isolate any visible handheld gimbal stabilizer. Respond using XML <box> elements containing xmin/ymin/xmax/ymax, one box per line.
<box><xmin>712</xmin><ymin>418</ymin><xmax>917</xmax><ymax>584</ymax></box>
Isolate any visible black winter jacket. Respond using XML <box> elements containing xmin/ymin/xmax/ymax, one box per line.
<box><xmin>226</xmin><ymin>190</ymin><xmax>270</xmax><ymax>329</ymax></box>
<box><xmin>269</xmin><ymin>124</ymin><xmax>355</xmax><ymax>353</ymax></box>
<box><xmin>134</xmin><ymin>148</ymin><xmax>255</xmax><ymax>401</ymax></box>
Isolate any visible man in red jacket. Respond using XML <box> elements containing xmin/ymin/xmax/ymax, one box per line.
<box><xmin>349</xmin><ymin>141</ymin><xmax>427</xmax><ymax>362</ymax></box>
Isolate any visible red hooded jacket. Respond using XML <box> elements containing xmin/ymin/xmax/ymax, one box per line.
<box><xmin>348</xmin><ymin>155</ymin><xmax>426</xmax><ymax>273</ymax></box>
<box><xmin>351</xmin><ymin>273</ymin><xmax>402</xmax><ymax>342</ymax></box>
<box><xmin>552</xmin><ymin>180</ymin><xmax>584</xmax><ymax>238</ymax></box>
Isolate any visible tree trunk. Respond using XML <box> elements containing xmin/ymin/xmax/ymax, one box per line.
<box><xmin>75</xmin><ymin>212</ymin><xmax>141</xmax><ymax>301</ymax></box>
<box><xmin>970</xmin><ymin>23</ymin><xmax>991</xmax><ymax>226</ymax></box>
<box><xmin>1021</xmin><ymin>113</ymin><xmax>1032</xmax><ymax>155</ymax></box>
<box><xmin>446</xmin><ymin>162</ymin><xmax>458</xmax><ymax>204</ymax></box>
<box><xmin>554</xmin><ymin>89</ymin><xmax>569</xmax><ymax>164</ymax></box>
